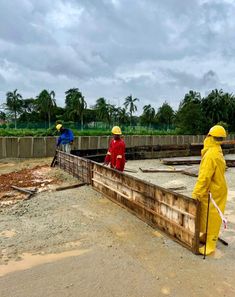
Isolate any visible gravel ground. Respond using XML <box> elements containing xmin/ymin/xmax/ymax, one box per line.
<box><xmin>0</xmin><ymin>158</ymin><xmax>235</xmax><ymax>297</ymax></box>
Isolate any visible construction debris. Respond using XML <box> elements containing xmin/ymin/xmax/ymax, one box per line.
<box><xmin>11</xmin><ymin>186</ymin><xmax>37</xmax><ymax>200</ymax></box>
<box><xmin>139</xmin><ymin>167</ymin><xmax>182</xmax><ymax>173</ymax></box>
<box><xmin>139</xmin><ymin>165</ymin><xmax>199</xmax><ymax>177</ymax></box>
<box><xmin>0</xmin><ymin>165</ymin><xmax>60</xmax><ymax>206</ymax></box>
<box><xmin>166</xmin><ymin>186</ymin><xmax>187</xmax><ymax>191</ymax></box>
<box><xmin>55</xmin><ymin>183</ymin><xmax>87</xmax><ymax>191</ymax></box>
<box><xmin>161</xmin><ymin>156</ymin><xmax>201</xmax><ymax>165</ymax></box>
<box><xmin>181</xmin><ymin>166</ymin><xmax>199</xmax><ymax>177</ymax></box>
<box><xmin>11</xmin><ymin>185</ymin><xmax>37</xmax><ymax>195</ymax></box>
<box><xmin>124</xmin><ymin>168</ymin><xmax>138</xmax><ymax>173</ymax></box>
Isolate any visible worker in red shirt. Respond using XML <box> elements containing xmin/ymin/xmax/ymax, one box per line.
<box><xmin>104</xmin><ymin>126</ymin><xmax>126</xmax><ymax>172</ymax></box>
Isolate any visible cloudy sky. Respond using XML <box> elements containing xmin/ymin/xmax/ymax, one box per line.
<box><xmin>0</xmin><ymin>0</ymin><xmax>235</xmax><ymax>111</ymax></box>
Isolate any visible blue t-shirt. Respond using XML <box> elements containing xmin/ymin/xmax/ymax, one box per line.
<box><xmin>57</xmin><ymin>128</ymin><xmax>74</xmax><ymax>145</ymax></box>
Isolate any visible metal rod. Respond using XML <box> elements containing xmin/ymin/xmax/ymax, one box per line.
<box><xmin>203</xmin><ymin>193</ymin><xmax>211</xmax><ymax>259</ymax></box>
<box><xmin>218</xmin><ymin>237</ymin><xmax>228</xmax><ymax>246</ymax></box>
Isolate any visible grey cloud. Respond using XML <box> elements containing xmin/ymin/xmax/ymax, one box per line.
<box><xmin>1</xmin><ymin>0</ymin><xmax>235</xmax><ymax>108</ymax></box>
<box><xmin>0</xmin><ymin>1</ymin><xmax>56</xmax><ymax>45</ymax></box>
<box><xmin>165</xmin><ymin>69</ymin><xmax>221</xmax><ymax>91</ymax></box>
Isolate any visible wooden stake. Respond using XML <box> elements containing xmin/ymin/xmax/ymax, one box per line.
<box><xmin>55</xmin><ymin>183</ymin><xmax>87</xmax><ymax>191</ymax></box>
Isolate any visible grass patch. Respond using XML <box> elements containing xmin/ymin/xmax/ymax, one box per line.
<box><xmin>0</xmin><ymin>128</ymin><xmax>178</xmax><ymax>137</ymax></box>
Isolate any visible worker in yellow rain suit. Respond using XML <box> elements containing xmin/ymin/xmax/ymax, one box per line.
<box><xmin>192</xmin><ymin>125</ymin><xmax>228</xmax><ymax>255</ymax></box>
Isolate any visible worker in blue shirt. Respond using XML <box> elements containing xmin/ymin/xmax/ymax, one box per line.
<box><xmin>56</xmin><ymin>124</ymin><xmax>74</xmax><ymax>153</ymax></box>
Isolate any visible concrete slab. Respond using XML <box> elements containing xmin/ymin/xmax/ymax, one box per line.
<box><xmin>0</xmin><ymin>138</ymin><xmax>6</xmax><ymax>158</ymax></box>
<box><xmin>80</xmin><ymin>136</ymin><xmax>90</xmax><ymax>150</ymax></box>
<box><xmin>124</xmin><ymin>136</ymin><xmax>133</xmax><ymax>148</ymax></box>
<box><xmin>99</xmin><ymin>136</ymin><xmax>109</xmax><ymax>149</ymax></box>
<box><xmin>152</xmin><ymin>136</ymin><xmax>160</xmax><ymax>145</ymax></box>
<box><xmin>72</xmin><ymin>137</ymin><xmax>80</xmax><ymax>150</ymax></box>
<box><xmin>32</xmin><ymin>138</ymin><xmax>46</xmax><ymax>157</ymax></box>
<box><xmin>45</xmin><ymin>137</ymin><xmax>57</xmax><ymax>157</ymax></box>
<box><xmin>89</xmin><ymin>136</ymin><xmax>99</xmax><ymax>149</ymax></box>
<box><xmin>145</xmin><ymin>136</ymin><xmax>153</xmax><ymax>146</ymax></box>
<box><xmin>5</xmin><ymin>137</ymin><xmax>19</xmax><ymax>158</ymax></box>
<box><xmin>19</xmin><ymin>137</ymin><xmax>32</xmax><ymax>158</ymax></box>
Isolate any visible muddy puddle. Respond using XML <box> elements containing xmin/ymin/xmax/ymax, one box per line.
<box><xmin>0</xmin><ymin>248</ymin><xmax>90</xmax><ymax>277</ymax></box>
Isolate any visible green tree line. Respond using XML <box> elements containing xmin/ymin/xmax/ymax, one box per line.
<box><xmin>1</xmin><ymin>88</ymin><xmax>235</xmax><ymax>134</ymax></box>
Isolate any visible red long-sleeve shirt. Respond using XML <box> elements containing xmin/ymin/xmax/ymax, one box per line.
<box><xmin>104</xmin><ymin>138</ymin><xmax>126</xmax><ymax>171</ymax></box>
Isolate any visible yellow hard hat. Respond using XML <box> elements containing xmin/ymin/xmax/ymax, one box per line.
<box><xmin>111</xmin><ymin>126</ymin><xmax>122</xmax><ymax>135</ymax></box>
<box><xmin>208</xmin><ymin>125</ymin><xmax>227</xmax><ymax>138</ymax></box>
<box><xmin>56</xmin><ymin>124</ymin><xmax>62</xmax><ymax>131</ymax></box>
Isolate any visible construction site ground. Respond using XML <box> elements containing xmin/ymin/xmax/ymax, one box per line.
<box><xmin>0</xmin><ymin>158</ymin><xmax>235</xmax><ymax>297</ymax></box>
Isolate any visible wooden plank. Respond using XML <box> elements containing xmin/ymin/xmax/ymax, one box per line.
<box><xmin>93</xmin><ymin>177</ymin><xmax>194</xmax><ymax>233</ymax></box>
<box><xmin>162</xmin><ymin>156</ymin><xmax>235</xmax><ymax>167</ymax></box>
<box><xmin>57</xmin><ymin>151</ymin><xmax>91</xmax><ymax>183</ymax></box>
<box><xmin>93</xmin><ymin>171</ymin><xmax>195</xmax><ymax>219</ymax></box>
<box><xmin>91</xmin><ymin>162</ymin><xmax>199</xmax><ymax>251</ymax></box>
<box><xmin>166</xmin><ymin>186</ymin><xmax>187</xmax><ymax>191</ymax></box>
<box><xmin>93</xmin><ymin>180</ymin><xmax>195</xmax><ymax>249</ymax></box>
<box><xmin>55</xmin><ymin>183</ymin><xmax>87</xmax><ymax>191</ymax></box>
<box><xmin>11</xmin><ymin>185</ymin><xmax>37</xmax><ymax>195</ymax></box>
<box><xmin>57</xmin><ymin>152</ymin><xmax>200</xmax><ymax>253</ymax></box>
<box><xmin>161</xmin><ymin>156</ymin><xmax>201</xmax><ymax>165</ymax></box>
<box><xmin>139</xmin><ymin>167</ymin><xmax>182</xmax><ymax>173</ymax></box>
<box><xmin>93</xmin><ymin>170</ymin><xmax>195</xmax><ymax>217</ymax></box>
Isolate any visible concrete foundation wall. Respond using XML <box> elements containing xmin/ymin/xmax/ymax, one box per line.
<box><xmin>1</xmin><ymin>134</ymin><xmax>235</xmax><ymax>158</ymax></box>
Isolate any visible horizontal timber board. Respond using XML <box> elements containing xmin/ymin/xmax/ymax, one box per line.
<box><xmin>92</xmin><ymin>178</ymin><xmax>195</xmax><ymax>235</ymax></box>
<box><xmin>91</xmin><ymin>162</ymin><xmax>199</xmax><ymax>251</ymax></box>
<box><xmin>56</xmin><ymin>152</ymin><xmax>200</xmax><ymax>253</ymax></box>
<box><xmin>93</xmin><ymin>181</ymin><xmax>194</xmax><ymax>250</ymax></box>
<box><xmin>93</xmin><ymin>171</ymin><xmax>196</xmax><ymax>219</ymax></box>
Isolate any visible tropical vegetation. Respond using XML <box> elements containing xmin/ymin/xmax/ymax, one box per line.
<box><xmin>1</xmin><ymin>87</ymin><xmax>235</xmax><ymax>136</ymax></box>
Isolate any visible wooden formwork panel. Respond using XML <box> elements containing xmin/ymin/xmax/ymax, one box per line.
<box><xmin>57</xmin><ymin>151</ymin><xmax>91</xmax><ymax>184</ymax></box>
<box><xmin>92</xmin><ymin>163</ymin><xmax>200</xmax><ymax>253</ymax></box>
<box><xmin>57</xmin><ymin>152</ymin><xmax>200</xmax><ymax>253</ymax></box>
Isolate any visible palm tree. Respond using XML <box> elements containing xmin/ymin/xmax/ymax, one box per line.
<box><xmin>124</xmin><ymin>94</ymin><xmax>139</xmax><ymax>126</ymax></box>
<box><xmin>201</xmin><ymin>89</ymin><xmax>229</xmax><ymax>125</ymax></box>
<box><xmin>21</xmin><ymin>98</ymin><xmax>37</xmax><ymax>127</ymax></box>
<box><xmin>6</xmin><ymin>89</ymin><xmax>23</xmax><ymax>128</ymax></box>
<box><xmin>94</xmin><ymin>98</ymin><xmax>110</xmax><ymax>124</ymax></box>
<box><xmin>117</xmin><ymin>107</ymin><xmax>129</xmax><ymax>125</ymax></box>
<box><xmin>37</xmin><ymin>90</ymin><xmax>56</xmax><ymax>128</ymax></box>
<box><xmin>156</xmin><ymin>101</ymin><xmax>174</xmax><ymax>128</ymax></box>
<box><xmin>176</xmin><ymin>91</ymin><xmax>206</xmax><ymax>134</ymax></box>
<box><xmin>65</xmin><ymin>88</ymin><xmax>87</xmax><ymax>130</ymax></box>
<box><xmin>180</xmin><ymin>90</ymin><xmax>201</xmax><ymax>108</ymax></box>
<box><xmin>142</xmin><ymin>104</ymin><xmax>155</xmax><ymax>127</ymax></box>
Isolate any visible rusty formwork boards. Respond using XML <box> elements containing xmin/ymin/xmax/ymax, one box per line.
<box><xmin>57</xmin><ymin>150</ymin><xmax>200</xmax><ymax>254</ymax></box>
<box><xmin>57</xmin><ymin>151</ymin><xmax>92</xmax><ymax>183</ymax></box>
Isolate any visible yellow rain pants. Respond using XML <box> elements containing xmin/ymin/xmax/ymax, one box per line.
<box><xmin>192</xmin><ymin>136</ymin><xmax>227</xmax><ymax>255</ymax></box>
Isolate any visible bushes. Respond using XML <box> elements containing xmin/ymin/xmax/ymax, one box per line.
<box><xmin>0</xmin><ymin>127</ymin><xmax>178</xmax><ymax>137</ymax></box>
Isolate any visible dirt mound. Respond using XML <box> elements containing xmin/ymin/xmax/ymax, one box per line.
<box><xmin>0</xmin><ymin>165</ymin><xmax>55</xmax><ymax>192</ymax></box>
<box><xmin>0</xmin><ymin>165</ymin><xmax>60</xmax><ymax>207</ymax></box>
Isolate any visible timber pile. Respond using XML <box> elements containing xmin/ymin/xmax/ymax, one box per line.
<box><xmin>161</xmin><ymin>156</ymin><xmax>235</xmax><ymax>167</ymax></box>
<box><xmin>139</xmin><ymin>168</ymin><xmax>182</xmax><ymax>173</ymax></box>
<box><xmin>161</xmin><ymin>156</ymin><xmax>201</xmax><ymax>165</ymax></box>
<box><xmin>139</xmin><ymin>166</ymin><xmax>199</xmax><ymax>177</ymax></box>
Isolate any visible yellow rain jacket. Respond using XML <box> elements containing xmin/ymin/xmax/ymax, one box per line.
<box><xmin>192</xmin><ymin>136</ymin><xmax>227</xmax><ymax>239</ymax></box>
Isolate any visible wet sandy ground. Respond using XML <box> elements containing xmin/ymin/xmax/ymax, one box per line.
<box><xmin>0</xmin><ymin>159</ymin><xmax>235</xmax><ymax>297</ymax></box>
